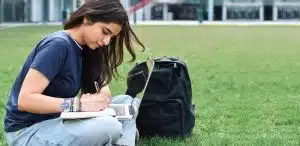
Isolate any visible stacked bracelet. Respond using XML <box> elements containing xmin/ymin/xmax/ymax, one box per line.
<box><xmin>73</xmin><ymin>96</ymin><xmax>81</xmax><ymax>112</ymax></box>
<box><xmin>61</xmin><ymin>97</ymin><xmax>81</xmax><ymax>112</ymax></box>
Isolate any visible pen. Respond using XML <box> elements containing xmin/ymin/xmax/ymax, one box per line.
<box><xmin>94</xmin><ymin>81</ymin><xmax>100</xmax><ymax>93</ymax></box>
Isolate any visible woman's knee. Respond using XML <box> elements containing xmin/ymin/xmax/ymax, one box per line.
<box><xmin>64</xmin><ymin>116</ymin><xmax>122</xmax><ymax>143</ymax></box>
<box><xmin>94</xmin><ymin>116</ymin><xmax>123</xmax><ymax>140</ymax></box>
<box><xmin>112</xmin><ymin>95</ymin><xmax>133</xmax><ymax>104</ymax></box>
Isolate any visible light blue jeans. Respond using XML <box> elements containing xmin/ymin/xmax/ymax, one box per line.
<box><xmin>5</xmin><ymin>95</ymin><xmax>138</xmax><ymax>146</ymax></box>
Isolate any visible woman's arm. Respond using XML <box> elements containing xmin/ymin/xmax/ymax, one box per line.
<box><xmin>18</xmin><ymin>69</ymin><xmax>111</xmax><ymax>114</ymax></box>
<box><xmin>18</xmin><ymin>68</ymin><xmax>64</xmax><ymax>114</ymax></box>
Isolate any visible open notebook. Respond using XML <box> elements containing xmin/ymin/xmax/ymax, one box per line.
<box><xmin>60</xmin><ymin>57</ymin><xmax>155</xmax><ymax>120</ymax></box>
<box><xmin>60</xmin><ymin>104</ymin><xmax>133</xmax><ymax>120</ymax></box>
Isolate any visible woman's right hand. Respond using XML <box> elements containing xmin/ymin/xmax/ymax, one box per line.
<box><xmin>79</xmin><ymin>93</ymin><xmax>110</xmax><ymax>112</ymax></box>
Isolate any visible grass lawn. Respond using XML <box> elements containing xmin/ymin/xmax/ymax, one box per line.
<box><xmin>1</xmin><ymin>25</ymin><xmax>300</xmax><ymax>145</ymax></box>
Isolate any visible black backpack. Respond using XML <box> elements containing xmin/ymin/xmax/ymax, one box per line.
<box><xmin>126</xmin><ymin>56</ymin><xmax>195</xmax><ymax>137</ymax></box>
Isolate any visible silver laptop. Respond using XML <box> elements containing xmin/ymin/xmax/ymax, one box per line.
<box><xmin>109</xmin><ymin>57</ymin><xmax>155</xmax><ymax>119</ymax></box>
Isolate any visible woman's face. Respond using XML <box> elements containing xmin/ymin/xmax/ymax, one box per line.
<box><xmin>82</xmin><ymin>18</ymin><xmax>121</xmax><ymax>49</ymax></box>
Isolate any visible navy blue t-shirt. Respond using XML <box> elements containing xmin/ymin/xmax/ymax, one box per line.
<box><xmin>4</xmin><ymin>31</ymin><xmax>83</xmax><ymax>132</ymax></box>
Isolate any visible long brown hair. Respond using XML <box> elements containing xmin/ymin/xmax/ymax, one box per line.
<box><xmin>64</xmin><ymin>0</ymin><xmax>144</xmax><ymax>94</ymax></box>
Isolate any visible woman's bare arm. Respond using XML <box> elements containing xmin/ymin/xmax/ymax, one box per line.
<box><xmin>18</xmin><ymin>68</ymin><xmax>64</xmax><ymax>114</ymax></box>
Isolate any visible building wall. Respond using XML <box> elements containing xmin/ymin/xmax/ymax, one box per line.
<box><xmin>2</xmin><ymin>0</ymin><xmax>300</xmax><ymax>23</ymax></box>
<box><xmin>48</xmin><ymin>0</ymin><xmax>62</xmax><ymax>21</ymax></box>
<box><xmin>30</xmin><ymin>0</ymin><xmax>76</xmax><ymax>22</ymax></box>
<box><xmin>31</xmin><ymin>0</ymin><xmax>42</xmax><ymax>22</ymax></box>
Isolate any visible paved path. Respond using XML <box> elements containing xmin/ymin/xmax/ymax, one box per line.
<box><xmin>0</xmin><ymin>22</ymin><xmax>62</xmax><ymax>29</ymax></box>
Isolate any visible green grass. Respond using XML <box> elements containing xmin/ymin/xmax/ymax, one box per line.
<box><xmin>1</xmin><ymin>25</ymin><xmax>300</xmax><ymax>145</ymax></box>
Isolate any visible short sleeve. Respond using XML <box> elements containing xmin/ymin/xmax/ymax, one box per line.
<box><xmin>30</xmin><ymin>38</ymin><xmax>69</xmax><ymax>81</ymax></box>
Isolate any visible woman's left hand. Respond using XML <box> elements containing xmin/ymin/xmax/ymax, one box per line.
<box><xmin>80</xmin><ymin>93</ymin><xmax>111</xmax><ymax>112</ymax></box>
<box><xmin>78</xmin><ymin>85</ymin><xmax>112</xmax><ymax>111</ymax></box>
<box><xmin>99</xmin><ymin>85</ymin><xmax>112</xmax><ymax>100</ymax></box>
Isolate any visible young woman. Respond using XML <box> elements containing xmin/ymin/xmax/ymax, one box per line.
<box><xmin>4</xmin><ymin>0</ymin><xmax>144</xmax><ymax>145</ymax></box>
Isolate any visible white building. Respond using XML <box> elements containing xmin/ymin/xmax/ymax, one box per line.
<box><xmin>0</xmin><ymin>0</ymin><xmax>81</xmax><ymax>22</ymax></box>
<box><xmin>1</xmin><ymin>0</ymin><xmax>300</xmax><ymax>23</ymax></box>
<box><xmin>0</xmin><ymin>0</ymin><xmax>199</xmax><ymax>23</ymax></box>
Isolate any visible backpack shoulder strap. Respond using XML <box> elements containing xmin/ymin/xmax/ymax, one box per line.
<box><xmin>154</xmin><ymin>56</ymin><xmax>187</xmax><ymax>67</ymax></box>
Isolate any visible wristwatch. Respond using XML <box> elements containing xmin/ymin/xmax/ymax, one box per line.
<box><xmin>61</xmin><ymin>98</ymin><xmax>73</xmax><ymax>112</ymax></box>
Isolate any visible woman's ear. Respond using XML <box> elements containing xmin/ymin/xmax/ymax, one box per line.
<box><xmin>83</xmin><ymin>17</ymin><xmax>89</xmax><ymax>25</ymax></box>
<box><xmin>83</xmin><ymin>16</ymin><xmax>92</xmax><ymax>25</ymax></box>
